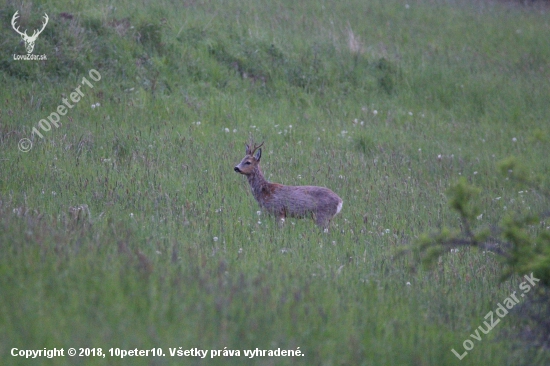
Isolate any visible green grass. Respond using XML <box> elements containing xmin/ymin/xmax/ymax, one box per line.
<box><xmin>1</xmin><ymin>0</ymin><xmax>550</xmax><ymax>365</ymax></box>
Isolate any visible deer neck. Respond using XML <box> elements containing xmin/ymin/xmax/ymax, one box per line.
<box><xmin>247</xmin><ymin>166</ymin><xmax>269</xmax><ymax>200</ymax></box>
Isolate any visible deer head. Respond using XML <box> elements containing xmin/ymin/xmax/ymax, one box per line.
<box><xmin>234</xmin><ymin>141</ymin><xmax>263</xmax><ymax>175</ymax></box>
<box><xmin>11</xmin><ymin>11</ymin><xmax>49</xmax><ymax>54</ymax></box>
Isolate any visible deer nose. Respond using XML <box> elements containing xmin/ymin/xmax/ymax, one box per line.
<box><xmin>234</xmin><ymin>166</ymin><xmax>241</xmax><ymax>173</ymax></box>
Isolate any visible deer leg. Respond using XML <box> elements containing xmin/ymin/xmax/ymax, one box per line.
<box><xmin>277</xmin><ymin>209</ymin><xmax>286</xmax><ymax>227</ymax></box>
<box><xmin>315</xmin><ymin>214</ymin><xmax>330</xmax><ymax>231</ymax></box>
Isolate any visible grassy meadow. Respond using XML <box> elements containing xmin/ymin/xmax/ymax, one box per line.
<box><xmin>1</xmin><ymin>0</ymin><xmax>550</xmax><ymax>364</ymax></box>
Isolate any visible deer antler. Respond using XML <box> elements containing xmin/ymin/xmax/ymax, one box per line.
<box><xmin>11</xmin><ymin>11</ymin><xmax>27</xmax><ymax>37</ymax></box>
<box><xmin>29</xmin><ymin>13</ymin><xmax>48</xmax><ymax>40</ymax></box>
<box><xmin>11</xmin><ymin>11</ymin><xmax>48</xmax><ymax>40</ymax></box>
<box><xmin>246</xmin><ymin>141</ymin><xmax>264</xmax><ymax>156</ymax></box>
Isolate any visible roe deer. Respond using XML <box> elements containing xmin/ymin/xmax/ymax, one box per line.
<box><xmin>234</xmin><ymin>142</ymin><xmax>343</xmax><ymax>230</ymax></box>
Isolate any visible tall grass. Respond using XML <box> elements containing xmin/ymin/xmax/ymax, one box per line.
<box><xmin>1</xmin><ymin>0</ymin><xmax>549</xmax><ymax>364</ymax></box>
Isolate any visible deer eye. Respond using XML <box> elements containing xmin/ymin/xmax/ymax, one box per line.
<box><xmin>245</xmin><ymin>161</ymin><xmax>251</xmax><ymax>165</ymax></box>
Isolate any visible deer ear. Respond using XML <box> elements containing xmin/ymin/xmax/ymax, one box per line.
<box><xmin>254</xmin><ymin>148</ymin><xmax>261</xmax><ymax>161</ymax></box>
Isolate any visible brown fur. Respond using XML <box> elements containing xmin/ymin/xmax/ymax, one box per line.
<box><xmin>234</xmin><ymin>142</ymin><xmax>343</xmax><ymax>229</ymax></box>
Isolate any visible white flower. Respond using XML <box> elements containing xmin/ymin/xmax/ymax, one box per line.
<box><xmin>233</xmin><ymin>129</ymin><xmax>237</xmax><ymax>133</ymax></box>
<box><xmin>406</xmin><ymin>281</ymin><xmax>411</xmax><ymax>285</ymax></box>
<box><xmin>373</xmin><ymin>110</ymin><xmax>378</xmax><ymax>115</ymax></box>
<box><xmin>477</xmin><ymin>214</ymin><xmax>483</xmax><ymax>220</ymax></box>
<box><xmin>512</xmin><ymin>137</ymin><xmax>517</xmax><ymax>142</ymax></box>
<box><xmin>91</xmin><ymin>104</ymin><xmax>96</xmax><ymax>109</ymax></box>
<box><xmin>213</xmin><ymin>237</ymin><xmax>218</xmax><ymax>242</ymax></box>
<box><xmin>95</xmin><ymin>102</ymin><xmax>100</xmax><ymax>107</ymax></box>
<box><xmin>224</xmin><ymin>128</ymin><xmax>229</xmax><ymax>133</ymax></box>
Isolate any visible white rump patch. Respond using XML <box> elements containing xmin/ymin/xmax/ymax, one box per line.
<box><xmin>336</xmin><ymin>200</ymin><xmax>343</xmax><ymax>215</ymax></box>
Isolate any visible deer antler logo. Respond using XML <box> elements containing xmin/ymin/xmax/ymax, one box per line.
<box><xmin>11</xmin><ymin>11</ymin><xmax>49</xmax><ymax>54</ymax></box>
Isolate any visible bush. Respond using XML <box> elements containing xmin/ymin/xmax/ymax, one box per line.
<box><xmin>412</xmin><ymin>158</ymin><xmax>550</xmax><ymax>348</ymax></box>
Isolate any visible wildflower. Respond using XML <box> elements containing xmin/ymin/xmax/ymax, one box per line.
<box><xmin>213</xmin><ymin>237</ymin><xmax>219</xmax><ymax>242</ymax></box>
<box><xmin>512</xmin><ymin>137</ymin><xmax>517</xmax><ymax>142</ymax></box>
